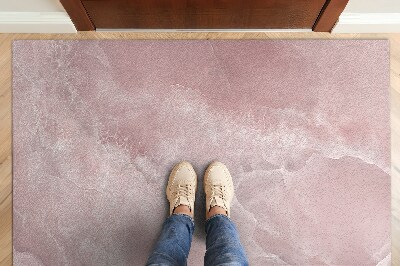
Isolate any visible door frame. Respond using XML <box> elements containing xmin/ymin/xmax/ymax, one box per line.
<box><xmin>60</xmin><ymin>0</ymin><xmax>349</xmax><ymax>32</ymax></box>
<box><xmin>60</xmin><ymin>0</ymin><xmax>94</xmax><ymax>31</ymax></box>
<box><xmin>313</xmin><ymin>0</ymin><xmax>349</xmax><ymax>31</ymax></box>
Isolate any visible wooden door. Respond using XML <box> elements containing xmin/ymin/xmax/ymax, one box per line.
<box><xmin>60</xmin><ymin>0</ymin><xmax>349</xmax><ymax>32</ymax></box>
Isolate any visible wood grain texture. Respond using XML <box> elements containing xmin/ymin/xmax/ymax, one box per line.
<box><xmin>0</xmin><ymin>32</ymin><xmax>399</xmax><ymax>265</ymax></box>
<box><xmin>313</xmin><ymin>0</ymin><xmax>350</xmax><ymax>32</ymax></box>
<box><xmin>60</xmin><ymin>0</ymin><xmax>95</xmax><ymax>31</ymax></box>
<box><xmin>82</xmin><ymin>0</ymin><xmax>325</xmax><ymax>29</ymax></box>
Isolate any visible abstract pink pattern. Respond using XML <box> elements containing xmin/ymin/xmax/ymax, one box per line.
<box><xmin>12</xmin><ymin>40</ymin><xmax>390</xmax><ymax>265</ymax></box>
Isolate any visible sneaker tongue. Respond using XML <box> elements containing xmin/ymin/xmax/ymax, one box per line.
<box><xmin>210</xmin><ymin>197</ymin><xmax>226</xmax><ymax>211</ymax></box>
<box><xmin>174</xmin><ymin>196</ymin><xmax>191</xmax><ymax>210</ymax></box>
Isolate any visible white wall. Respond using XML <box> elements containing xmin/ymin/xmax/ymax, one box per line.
<box><xmin>0</xmin><ymin>0</ymin><xmax>66</xmax><ymax>12</ymax></box>
<box><xmin>333</xmin><ymin>0</ymin><xmax>400</xmax><ymax>33</ymax></box>
<box><xmin>0</xmin><ymin>0</ymin><xmax>76</xmax><ymax>33</ymax></box>
<box><xmin>341</xmin><ymin>0</ymin><xmax>400</xmax><ymax>13</ymax></box>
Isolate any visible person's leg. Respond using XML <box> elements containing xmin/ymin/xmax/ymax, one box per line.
<box><xmin>205</xmin><ymin>210</ymin><xmax>248</xmax><ymax>266</ymax></box>
<box><xmin>203</xmin><ymin>162</ymin><xmax>249</xmax><ymax>266</ymax></box>
<box><xmin>146</xmin><ymin>211</ymin><xmax>194</xmax><ymax>265</ymax></box>
<box><xmin>146</xmin><ymin>161</ymin><xmax>197</xmax><ymax>266</ymax></box>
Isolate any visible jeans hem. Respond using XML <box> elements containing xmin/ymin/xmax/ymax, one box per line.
<box><xmin>205</xmin><ymin>213</ymin><xmax>232</xmax><ymax>225</ymax></box>
<box><xmin>171</xmin><ymin>213</ymin><xmax>195</xmax><ymax>226</ymax></box>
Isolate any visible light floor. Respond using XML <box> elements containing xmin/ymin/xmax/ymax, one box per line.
<box><xmin>0</xmin><ymin>32</ymin><xmax>399</xmax><ymax>265</ymax></box>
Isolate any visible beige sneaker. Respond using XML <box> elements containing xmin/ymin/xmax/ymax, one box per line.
<box><xmin>204</xmin><ymin>161</ymin><xmax>234</xmax><ymax>217</ymax></box>
<box><xmin>166</xmin><ymin>161</ymin><xmax>197</xmax><ymax>216</ymax></box>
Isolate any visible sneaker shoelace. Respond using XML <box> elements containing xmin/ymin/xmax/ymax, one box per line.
<box><xmin>173</xmin><ymin>184</ymin><xmax>193</xmax><ymax>201</ymax></box>
<box><xmin>210</xmin><ymin>185</ymin><xmax>227</xmax><ymax>201</ymax></box>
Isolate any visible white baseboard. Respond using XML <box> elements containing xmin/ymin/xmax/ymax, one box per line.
<box><xmin>0</xmin><ymin>12</ymin><xmax>76</xmax><ymax>33</ymax></box>
<box><xmin>333</xmin><ymin>12</ymin><xmax>400</xmax><ymax>33</ymax></box>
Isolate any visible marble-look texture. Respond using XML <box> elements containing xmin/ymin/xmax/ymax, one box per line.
<box><xmin>12</xmin><ymin>40</ymin><xmax>390</xmax><ymax>265</ymax></box>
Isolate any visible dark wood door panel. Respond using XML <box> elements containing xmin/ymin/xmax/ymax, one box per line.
<box><xmin>82</xmin><ymin>0</ymin><xmax>327</xmax><ymax>29</ymax></box>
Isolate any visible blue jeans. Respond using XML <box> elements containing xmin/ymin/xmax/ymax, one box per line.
<box><xmin>146</xmin><ymin>214</ymin><xmax>249</xmax><ymax>266</ymax></box>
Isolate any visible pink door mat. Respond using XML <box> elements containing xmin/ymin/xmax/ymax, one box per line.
<box><xmin>12</xmin><ymin>40</ymin><xmax>390</xmax><ymax>265</ymax></box>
